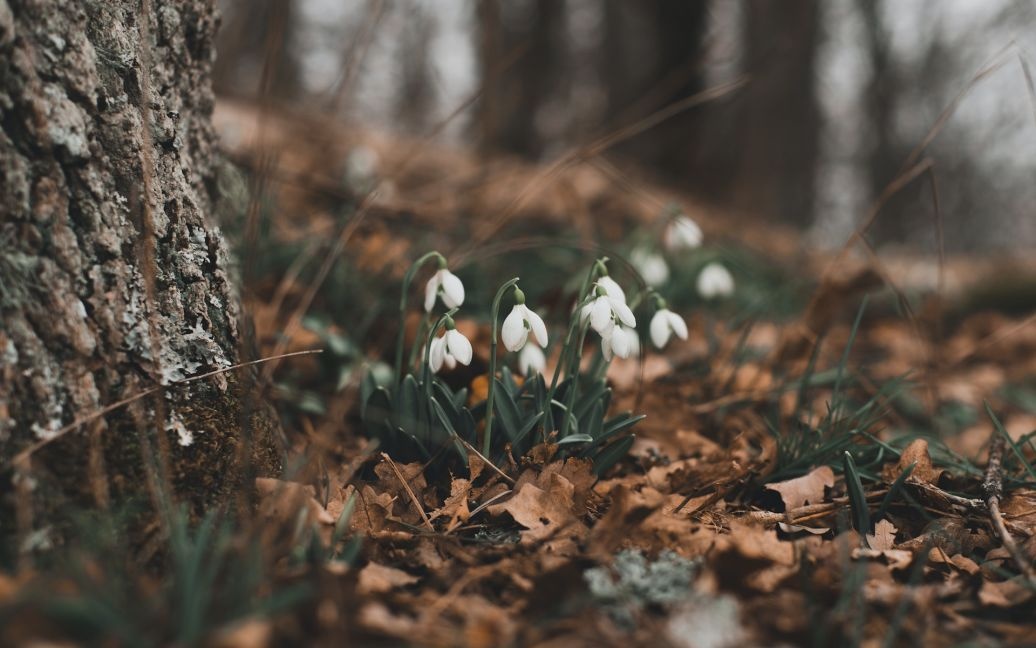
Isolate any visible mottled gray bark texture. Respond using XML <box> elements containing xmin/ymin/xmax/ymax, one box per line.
<box><xmin>0</xmin><ymin>0</ymin><xmax>281</xmax><ymax>554</ymax></box>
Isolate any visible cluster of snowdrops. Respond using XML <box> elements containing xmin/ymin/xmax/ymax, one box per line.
<box><xmin>362</xmin><ymin>212</ymin><xmax>733</xmax><ymax>473</ymax></box>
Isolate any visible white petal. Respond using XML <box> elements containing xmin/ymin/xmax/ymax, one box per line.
<box><xmin>525</xmin><ymin>306</ymin><xmax>549</xmax><ymax>347</ymax></box>
<box><xmin>446</xmin><ymin>329</ymin><xmax>472</xmax><ymax>365</ymax></box>
<box><xmin>429</xmin><ymin>337</ymin><xmax>445</xmax><ymax>372</ymax></box>
<box><xmin>424</xmin><ymin>273</ymin><xmax>440</xmax><ymax>312</ymax></box>
<box><xmin>667</xmin><ymin>310</ymin><xmax>688</xmax><ymax>340</ymax></box>
<box><xmin>665</xmin><ymin>216</ymin><xmax>703</xmax><ymax>251</ymax></box>
<box><xmin>628</xmin><ymin>330</ymin><xmax>641</xmax><ymax>357</ymax></box>
<box><xmin>610</xmin><ymin>327</ymin><xmax>632</xmax><ymax>359</ymax></box>
<box><xmin>440</xmin><ymin>270</ymin><xmax>465</xmax><ymax>308</ymax></box>
<box><xmin>518</xmin><ymin>343</ymin><xmax>546</xmax><ymax>375</ymax></box>
<box><xmin>597</xmin><ymin>276</ymin><xmax>626</xmax><ymax>303</ymax></box>
<box><xmin>600</xmin><ymin>335</ymin><xmax>613</xmax><ymax>361</ymax></box>
<box><xmin>650</xmin><ymin>311</ymin><xmax>671</xmax><ymax>349</ymax></box>
<box><xmin>444</xmin><ymin>353</ymin><xmax>457</xmax><ymax>369</ymax></box>
<box><xmin>579</xmin><ymin>302</ymin><xmax>592</xmax><ymax>324</ymax></box>
<box><xmin>610</xmin><ymin>298</ymin><xmax>636</xmax><ymax>328</ymax></box>
<box><xmin>501</xmin><ymin>306</ymin><xmax>528</xmax><ymax>352</ymax></box>
<box><xmin>697</xmin><ymin>263</ymin><xmax>734</xmax><ymax>299</ymax></box>
<box><xmin>590</xmin><ymin>297</ymin><xmax>612</xmax><ymax>333</ymax></box>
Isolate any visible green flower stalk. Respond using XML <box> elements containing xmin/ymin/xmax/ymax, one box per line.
<box><xmin>483</xmin><ymin>277</ymin><xmax>521</xmax><ymax>457</ymax></box>
<box><xmin>394</xmin><ymin>251</ymin><xmax>450</xmax><ymax>383</ymax></box>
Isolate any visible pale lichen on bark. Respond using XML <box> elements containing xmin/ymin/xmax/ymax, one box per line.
<box><xmin>0</xmin><ymin>0</ymin><xmax>280</xmax><ymax>543</ymax></box>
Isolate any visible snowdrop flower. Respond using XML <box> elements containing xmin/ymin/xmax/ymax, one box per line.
<box><xmin>501</xmin><ymin>288</ymin><xmax>548</xmax><ymax>352</ymax></box>
<box><xmin>424</xmin><ymin>265</ymin><xmax>465</xmax><ymax>312</ymax></box>
<box><xmin>581</xmin><ymin>281</ymin><xmax>636</xmax><ymax>336</ymax></box>
<box><xmin>601</xmin><ymin>325</ymin><xmax>638</xmax><ymax>361</ymax></box>
<box><xmin>649</xmin><ymin>305</ymin><xmax>688</xmax><ymax>349</ymax></box>
<box><xmin>345</xmin><ymin>145</ymin><xmax>379</xmax><ymax>190</ymax></box>
<box><xmin>517</xmin><ymin>341</ymin><xmax>546</xmax><ymax>375</ymax></box>
<box><xmin>630</xmin><ymin>248</ymin><xmax>670</xmax><ymax>287</ymax></box>
<box><xmin>664</xmin><ymin>215</ymin><xmax>703</xmax><ymax>251</ymax></box>
<box><xmin>429</xmin><ymin>320</ymin><xmax>472</xmax><ymax>373</ymax></box>
<box><xmin>596</xmin><ymin>275</ymin><xmax>627</xmax><ymax>304</ymax></box>
<box><xmin>696</xmin><ymin>262</ymin><xmax>735</xmax><ymax>299</ymax></box>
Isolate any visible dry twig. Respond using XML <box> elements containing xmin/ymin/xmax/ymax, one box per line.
<box><xmin>983</xmin><ymin>431</ymin><xmax>1036</xmax><ymax>585</ymax></box>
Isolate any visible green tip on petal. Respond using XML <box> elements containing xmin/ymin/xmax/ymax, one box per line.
<box><xmin>513</xmin><ymin>286</ymin><xmax>526</xmax><ymax>304</ymax></box>
<box><xmin>444</xmin><ymin>315</ymin><xmax>456</xmax><ymax>330</ymax></box>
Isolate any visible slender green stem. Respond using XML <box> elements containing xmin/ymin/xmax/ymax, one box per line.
<box><xmin>542</xmin><ymin>258</ymin><xmax>606</xmax><ymax>437</ymax></box>
<box><xmin>558</xmin><ymin>320</ymin><xmax>591</xmax><ymax>439</ymax></box>
<box><xmin>405</xmin><ymin>315</ymin><xmax>431</xmax><ymax>375</ymax></box>
<box><xmin>483</xmin><ymin>277</ymin><xmax>520</xmax><ymax>457</ymax></box>
<box><xmin>394</xmin><ymin>251</ymin><xmax>444</xmax><ymax>384</ymax></box>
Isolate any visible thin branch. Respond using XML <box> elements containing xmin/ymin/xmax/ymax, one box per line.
<box><xmin>380</xmin><ymin>452</ymin><xmax>434</xmax><ymax>532</ymax></box>
<box><xmin>6</xmin><ymin>349</ymin><xmax>323</xmax><ymax>469</ymax></box>
<box><xmin>983</xmin><ymin>429</ymin><xmax>1036</xmax><ymax>585</ymax></box>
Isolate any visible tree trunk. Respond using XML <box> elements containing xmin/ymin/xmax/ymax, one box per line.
<box><xmin>476</xmin><ymin>0</ymin><xmax>567</xmax><ymax>158</ymax></box>
<box><xmin>0</xmin><ymin>0</ymin><xmax>281</xmax><ymax>556</ymax></box>
<box><xmin>600</xmin><ymin>0</ymin><xmax>708</xmax><ymax>173</ymax></box>
<box><xmin>700</xmin><ymin>0</ymin><xmax>821</xmax><ymax>229</ymax></box>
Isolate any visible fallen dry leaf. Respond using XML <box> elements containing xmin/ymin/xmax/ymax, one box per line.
<box><xmin>357</xmin><ymin>562</ymin><xmax>420</xmax><ymax>595</ymax></box>
<box><xmin>765</xmin><ymin>466</ymin><xmax>835</xmax><ymax>511</ymax></box>
<box><xmin>487</xmin><ymin>472</ymin><xmax>585</xmax><ymax>545</ymax></box>
<box><xmin>866</xmin><ymin>519</ymin><xmax>898</xmax><ymax>551</ymax></box>
<box><xmin>884</xmin><ymin>438</ymin><xmax>942</xmax><ymax>484</ymax></box>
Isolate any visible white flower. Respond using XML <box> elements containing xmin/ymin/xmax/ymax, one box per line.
<box><xmin>429</xmin><ymin>328</ymin><xmax>473</xmax><ymax>373</ymax></box>
<box><xmin>501</xmin><ymin>303</ymin><xmax>548</xmax><ymax>352</ymax></box>
<box><xmin>697</xmin><ymin>262</ymin><xmax>735</xmax><ymax>299</ymax></box>
<box><xmin>664</xmin><ymin>215</ymin><xmax>703</xmax><ymax>251</ymax></box>
<box><xmin>631</xmin><ymin>248</ymin><xmax>670</xmax><ymax>287</ymax></box>
<box><xmin>518</xmin><ymin>342</ymin><xmax>546</xmax><ymax>375</ymax></box>
<box><xmin>597</xmin><ymin>275</ymin><xmax>627</xmax><ymax>304</ymax></box>
<box><xmin>424</xmin><ymin>268</ymin><xmax>465</xmax><ymax>312</ymax></box>
<box><xmin>649</xmin><ymin>308</ymin><xmax>688</xmax><ymax>349</ymax></box>
<box><xmin>581</xmin><ymin>281</ymin><xmax>636</xmax><ymax>336</ymax></box>
<box><xmin>345</xmin><ymin>145</ymin><xmax>379</xmax><ymax>189</ymax></box>
<box><xmin>602</xmin><ymin>325</ymin><xmax>638</xmax><ymax>361</ymax></box>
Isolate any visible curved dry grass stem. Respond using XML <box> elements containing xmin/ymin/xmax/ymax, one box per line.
<box><xmin>6</xmin><ymin>349</ymin><xmax>323</xmax><ymax>470</ymax></box>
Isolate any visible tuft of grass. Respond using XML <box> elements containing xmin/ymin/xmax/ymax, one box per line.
<box><xmin>3</xmin><ymin>506</ymin><xmax>314</xmax><ymax>647</ymax></box>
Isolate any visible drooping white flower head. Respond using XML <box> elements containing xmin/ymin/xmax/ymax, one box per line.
<box><xmin>429</xmin><ymin>323</ymin><xmax>473</xmax><ymax>373</ymax></box>
<box><xmin>601</xmin><ymin>325</ymin><xmax>638</xmax><ymax>361</ymax></box>
<box><xmin>696</xmin><ymin>262</ymin><xmax>735</xmax><ymax>299</ymax></box>
<box><xmin>630</xmin><ymin>248</ymin><xmax>670</xmax><ymax>288</ymax></box>
<box><xmin>664</xmin><ymin>215</ymin><xmax>703</xmax><ymax>251</ymax></box>
<box><xmin>424</xmin><ymin>267</ymin><xmax>465</xmax><ymax>312</ymax></box>
<box><xmin>649</xmin><ymin>307</ymin><xmax>688</xmax><ymax>349</ymax></box>
<box><xmin>501</xmin><ymin>288</ymin><xmax>548</xmax><ymax>352</ymax></box>
<box><xmin>581</xmin><ymin>280</ymin><xmax>636</xmax><ymax>336</ymax></box>
<box><xmin>517</xmin><ymin>341</ymin><xmax>546</xmax><ymax>375</ymax></box>
<box><xmin>596</xmin><ymin>275</ymin><xmax>627</xmax><ymax>304</ymax></box>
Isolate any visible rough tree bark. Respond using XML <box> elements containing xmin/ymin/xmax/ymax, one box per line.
<box><xmin>0</xmin><ymin>0</ymin><xmax>281</xmax><ymax>555</ymax></box>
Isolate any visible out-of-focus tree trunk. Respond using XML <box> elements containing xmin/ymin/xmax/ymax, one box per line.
<box><xmin>600</xmin><ymin>0</ymin><xmax>709</xmax><ymax>172</ymax></box>
<box><xmin>0</xmin><ymin>0</ymin><xmax>281</xmax><ymax>557</ymax></box>
<box><xmin>727</xmin><ymin>0</ymin><xmax>821</xmax><ymax>229</ymax></box>
<box><xmin>213</xmin><ymin>0</ymin><xmax>300</xmax><ymax>100</ymax></box>
<box><xmin>858</xmin><ymin>0</ymin><xmax>912</xmax><ymax>246</ymax></box>
<box><xmin>476</xmin><ymin>0</ymin><xmax>566</xmax><ymax>158</ymax></box>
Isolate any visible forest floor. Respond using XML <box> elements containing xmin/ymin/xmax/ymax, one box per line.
<box><xmin>3</xmin><ymin>102</ymin><xmax>1036</xmax><ymax>647</ymax></box>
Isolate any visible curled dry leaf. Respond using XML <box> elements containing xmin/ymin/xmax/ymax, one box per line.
<box><xmin>428</xmin><ymin>477</ymin><xmax>472</xmax><ymax>532</ymax></box>
<box><xmin>764</xmin><ymin>466</ymin><xmax>835</xmax><ymax>511</ymax></box>
<box><xmin>487</xmin><ymin>472</ymin><xmax>584</xmax><ymax>545</ymax></box>
<box><xmin>883</xmin><ymin>438</ymin><xmax>942</xmax><ymax>485</ymax></box>
<box><xmin>357</xmin><ymin>563</ymin><xmax>420</xmax><ymax>595</ymax></box>
<box><xmin>255</xmin><ymin>477</ymin><xmax>335</xmax><ymax>535</ymax></box>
